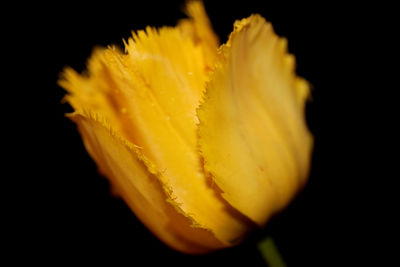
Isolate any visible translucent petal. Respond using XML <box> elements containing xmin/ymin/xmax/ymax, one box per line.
<box><xmin>198</xmin><ymin>15</ymin><xmax>313</xmax><ymax>226</ymax></box>
<box><xmin>178</xmin><ymin>0</ymin><xmax>219</xmax><ymax>72</ymax></box>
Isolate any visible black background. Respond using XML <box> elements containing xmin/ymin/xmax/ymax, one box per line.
<box><xmin>9</xmin><ymin>0</ymin><xmax>370</xmax><ymax>266</ymax></box>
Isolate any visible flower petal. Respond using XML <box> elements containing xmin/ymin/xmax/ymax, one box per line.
<box><xmin>122</xmin><ymin>27</ymin><xmax>252</xmax><ymax>245</ymax></box>
<box><xmin>178</xmin><ymin>0</ymin><xmax>219</xmax><ymax>72</ymax></box>
<box><xmin>68</xmin><ymin>111</ymin><xmax>226</xmax><ymax>253</ymax></box>
<box><xmin>198</xmin><ymin>15</ymin><xmax>313</xmax><ymax>226</ymax></box>
<box><xmin>124</xmin><ymin>26</ymin><xmax>208</xmax><ymax>148</ymax></box>
<box><xmin>59</xmin><ymin>48</ymin><xmax>131</xmax><ymax>138</ymax></box>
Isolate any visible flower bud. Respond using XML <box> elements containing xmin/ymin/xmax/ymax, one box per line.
<box><xmin>59</xmin><ymin>1</ymin><xmax>312</xmax><ymax>254</ymax></box>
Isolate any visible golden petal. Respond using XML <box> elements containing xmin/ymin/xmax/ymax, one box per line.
<box><xmin>198</xmin><ymin>15</ymin><xmax>313</xmax><ymax>226</ymax></box>
<box><xmin>122</xmin><ymin>27</ymin><xmax>252</xmax><ymax>245</ymax></box>
<box><xmin>124</xmin><ymin>26</ymin><xmax>208</xmax><ymax>148</ymax></box>
<box><xmin>68</xmin><ymin>111</ymin><xmax>225</xmax><ymax>253</ymax></box>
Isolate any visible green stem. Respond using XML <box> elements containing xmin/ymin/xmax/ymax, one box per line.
<box><xmin>257</xmin><ymin>237</ymin><xmax>287</xmax><ymax>267</ymax></box>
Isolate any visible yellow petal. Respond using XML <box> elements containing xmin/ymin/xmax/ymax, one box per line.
<box><xmin>177</xmin><ymin>0</ymin><xmax>219</xmax><ymax>72</ymax></box>
<box><xmin>60</xmin><ymin>26</ymin><xmax>251</xmax><ymax>245</ymax></box>
<box><xmin>59</xmin><ymin>48</ymin><xmax>130</xmax><ymax>137</ymax></box>
<box><xmin>124</xmin><ymin>26</ymin><xmax>208</xmax><ymax>148</ymax></box>
<box><xmin>198</xmin><ymin>15</ymin><xmax>313</xmax><ymax>226</ymax></box>
<box><xmin>122</xmin><ymin>27</ymin><xmax>252</xmax><ymax>245</ymax></box>
<box><xmin>69</xmin><ymin>111</ymin><xmax>226</xmax><ymax>253</ymax></box>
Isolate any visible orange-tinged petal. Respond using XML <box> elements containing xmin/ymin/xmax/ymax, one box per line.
<box><xmin>198</xmin><ymin>15</ymin><xmax>313</xmax><ymax>226</ymax></box>
<box><xmin>68</xmin><ymin>111</ymin><xmax>226</xmax><ymax>253</ymax></box>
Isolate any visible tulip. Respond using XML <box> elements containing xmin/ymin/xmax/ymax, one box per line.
<box><xmin>59</xmin><ymin>0</ymin><xmax>313</xmax><ymax>254</ymax></box>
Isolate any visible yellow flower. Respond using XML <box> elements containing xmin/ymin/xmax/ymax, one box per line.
<box><xmin>59</xmin><ymin>1</ymin><xmax>313</xmax><ymax>254</ymax></box>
